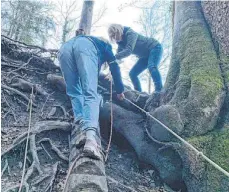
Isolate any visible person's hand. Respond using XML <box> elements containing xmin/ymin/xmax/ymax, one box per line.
<box><xmin>105</xmin><ymin>72</ymin><xmax>112</xmax><ymax>81</ymax></box>
<box><xmin>117</xmin><ymin>92</ymin><xmax>125</xmax><ymax>101</ymax></box>
<box><xmin>116</xmin><ymin>59</ymin><xmax>123</xmax><ymax>65</ymax></box>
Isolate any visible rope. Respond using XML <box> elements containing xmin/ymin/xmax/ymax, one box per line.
<box><xmin>105</xmin><ymin>79</ymin><xmax>113</xmax><ymax>162</ymax></box>
<box><xmin>63</xmin><ymin>155</ymin><xmax>82</xmax><ymax>192</ymax></box>
<box><xmin>18</xmin><ymin>87</ymin><xmax>34</xmax><ymax>192</ymax></box>
<box><xmin>124</xmin><ymin>97</ymin><xmax>229</xmax><ymax>178</ymax></box>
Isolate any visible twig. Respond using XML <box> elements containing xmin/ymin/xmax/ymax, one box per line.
<box><xmin>1</xmin><ymin>159</ymin><xmax>8</xmax><ymax>176</ymax></box>
<box><xmin>2</xmin><ymin>92</ymin><xmax>17</xmax><ymax>121</ymax></box>
<box><xmin>18</xmin><ymin>87</ymin><xmax>34</xmax><ymax>192</ymax></box>
<box><xmin>40</xmin><ymin>91</ymin><xmax>55</xmax><ymax>117</ymax></box>
<box><xmin>15</xmin><ymin>97</ymin><xmax>30</xmax><ymax>109</ymax></box>
<box><xmin>7</xmin><ymin>56</ymin><xmax>34</xmax><ymax>76</ymax></box>
<box><xmin>40</xmin><ymin>142</ymin><xmax>53</xmax><ymax>160</ymax></box>
<box><xmin>2</xmin><ymin>84</ymin><xmax>37</xmax><ymax>107</ymax></box>
<box><xmin>39</xmin><ymin>138</ymin><xmax>68</xmax><ymax>162</ymax></box>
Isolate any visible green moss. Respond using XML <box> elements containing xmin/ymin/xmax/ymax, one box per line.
<box><xmin>207</xmin><ymin>128</ymin><xmax>229</xmax><ymax>191</ymax></box>
<box><xmin>188</xmin><ymin>133</ymin><xmax>214</xmax><ymax>155</ymax></box>
<box><xmin>191</xmin><ymin>71</ymin><xmax>223</xmax><ymax>104</ymax></box>
<box><xmin>188</xmin><ymin>128</ymin><xmax>229</xmax><ymax>191</ymax></box>
<box><xmin>219</xmin><ymin>53</ymin><xmax>229</xmax><ymax>86</ymax></box>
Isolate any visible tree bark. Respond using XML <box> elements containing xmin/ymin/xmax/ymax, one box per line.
<box><xmin>79</xmin><ymin>0</ymin><xmax>95</xmax><ymax>35</ymax></box>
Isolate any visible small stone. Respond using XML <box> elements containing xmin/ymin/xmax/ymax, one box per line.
<box><xmin>2</xmin><ymin>137</ymin><xmax>8</xmax><ymax>142</ymax></box>
<box><xmin>19</xmin><ymin>162</ymin><xmax>23</xmax><ymax>169</ymax></box>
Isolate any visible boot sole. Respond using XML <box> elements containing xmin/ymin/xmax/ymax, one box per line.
<box><xmin>83</xmin><ymin>148</ymin><xmax>102</xmax><ymax>160</ymax></box>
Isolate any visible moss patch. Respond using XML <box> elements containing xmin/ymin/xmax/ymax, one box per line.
<box><xmin>188</xmin><ymin>128</ymin><xmax>229</xmax><ymax>191</ymax></box>
<box><xmin>191</xmin><ymin>70</ymin><xmax>223</xmax><ymax>104</ymax></box>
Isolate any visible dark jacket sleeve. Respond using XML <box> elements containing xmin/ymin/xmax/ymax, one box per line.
<box><xmin>105</xmin><ymin>44</ymin><xmax>124</xmax><ymax>94</ymax></box>
<box><xmin>115</xmin><ymin>28</ymin><xmax>138</xmax><ymax>60</ymax></box>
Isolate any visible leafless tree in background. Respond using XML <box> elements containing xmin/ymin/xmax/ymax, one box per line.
<box><xmin>1</xmin><ymin>0</ymin><xmax>55</xmax><ymax>46</ymax></box>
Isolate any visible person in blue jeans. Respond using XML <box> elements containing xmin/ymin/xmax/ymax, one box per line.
<box><xmin>108</xmin><ymin>24</ymin><xmax>163</xmax><ymax>92</ymax></box>
<box><xmin>58</xmin><ymin>32</ymin><xmax>125</xmax><ymax>160</ymax></box>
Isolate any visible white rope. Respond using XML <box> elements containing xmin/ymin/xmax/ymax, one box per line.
<box><xmin>105</xmin><ymin>79</ymin><xmax>113</xmax><ymax>162</ymax></box>
<box><xmin>18</xmin><ymin>87</ymin><xmax>34</xmax><ymax>192</ymax></box>
<box><xmin>124</xmin><ymin>97</ymin><xmax>229</xmax><ymax>178</ymax></box>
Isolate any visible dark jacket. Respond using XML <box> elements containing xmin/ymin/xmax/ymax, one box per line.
<box><xmin>85</xmin><ymin>36</ymin><xmax>124</xmax><ymax>94</ymax></box>
<box><xmin>67</xmin><ymin>35</ymin><xmax>124</xmax><ymax>94</ymax></box>
<box><xmin>116</xmin><ymin>27</ymin><xmax>159</xmax><ymax>59</ymax></box>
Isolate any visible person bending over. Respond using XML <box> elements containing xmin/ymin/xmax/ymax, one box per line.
<box><xmin>58</xmin><ymin>31</ymin><xmax>125</xmax><ymax>160</ymax></box>
<box><xmin>108</xmin><ymin>24</ymin><xmax>163</xmax><ymax>93</ymax></box>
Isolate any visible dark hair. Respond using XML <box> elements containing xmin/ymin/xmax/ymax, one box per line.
<box><xmin>75</xmin><ymin>28</ymin><xmax>85</xmax><ymax>36</ymax></box>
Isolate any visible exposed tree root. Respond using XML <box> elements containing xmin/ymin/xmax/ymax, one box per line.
<box><xmin>40</xmin><ymin>92</ymin><xmax>55</xmax><ymax>117</ymax></box>
<box><xmin>2</xmin><ymin>84</ymin><xmax>37</xmax><ymax>107</ymax></box>
<box><xmin>2</xmin><ymin>93</ymin><xmax>17</xmax><ymax>122</ymax></box>
<box><xmin>38</xmin><ymin>138</ymin><xmax>68</xmax><ymax>162</ymax></box>
<box><xmin>107</xmin><ymin>176</ymin><xmax>138</xmax><ymax>192</ymax></box>
<box><xmin>11</xmin><ymin>78</ymin><xmax>48</xmax><ymax>96</ymax></box>
<box><xmin>43</xmin><ymin>162</ymin><xmax>59</xmax><ymax>192</ymax></box>
<box><xmin>1</xmin><ymin>159</ymin><xmax>8</xmax><ymax>176</ymax></box>
<box><xmin>4</xmin><ymin>183</ymin><xmax>29</xmax><ymax>192</ymax></box>
<box><xmin>7</xmin><ymin>56</ymin><xmax>34</xmax><ymax>76</ymax></box>
<box><xmin>11</xmin><ymin>121</ymin><xmax>71</xmax><ymax>147</ymax></box>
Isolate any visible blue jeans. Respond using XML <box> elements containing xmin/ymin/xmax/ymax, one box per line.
<box><xmin>58</xmin><ymin>37</ymin><xmax>101</xmax><ymax>132</ymax></box>
<box><xmin>129</xmin><ymin>44</ymin><xmax>163</xmax><ymax>92</ymax></box>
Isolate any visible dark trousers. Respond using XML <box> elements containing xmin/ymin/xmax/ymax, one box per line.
<box><xmin>129</xmin><ymin>44</ymin><xmax>163</xmax><ymax>92</ymax></box>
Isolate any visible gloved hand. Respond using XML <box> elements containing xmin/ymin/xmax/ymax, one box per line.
<box><xmin>116</xmin><ymin>59</ymin><xmax>123</xmax><ymax>65</ymax></box>
<box><xmin>117</xmin><ymin>92</ymin><xmax>125</xmax><ymax>101</ymax></box>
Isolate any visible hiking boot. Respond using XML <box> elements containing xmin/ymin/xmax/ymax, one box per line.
<box><xmin>74</xmin><ymin>130</ymin><xmax>86</xmax><ymax>148</ymax></box>
<box><xmin>83</xmin><ymin>130</ymin><xmax>103</xmax><ymax>160</ymax></box>
<box><xmin>83</xmin><ymin>138</ymin><xmax>103</xmax><ymax>160</ymax></box>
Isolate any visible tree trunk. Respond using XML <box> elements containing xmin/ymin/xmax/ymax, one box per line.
<box><xmin>62</xmin><ymin>18</ymin><xmax>68</xmax><ymax>43</ymax></box>
<box><xmin>79</xmin><ymin>0</ymin><xmax>95</xmax><ymax>35</ymax></box>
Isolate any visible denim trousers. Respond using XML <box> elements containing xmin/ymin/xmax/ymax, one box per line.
<box><xmin>58</xmin><ymin>37</ymin><xmax>101</xmax><ymax>132</ymax></box>
<box><xmin>129</xmin><ymin>44</ymin><xmax>163</xmax><ymax>92</ymax></box>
